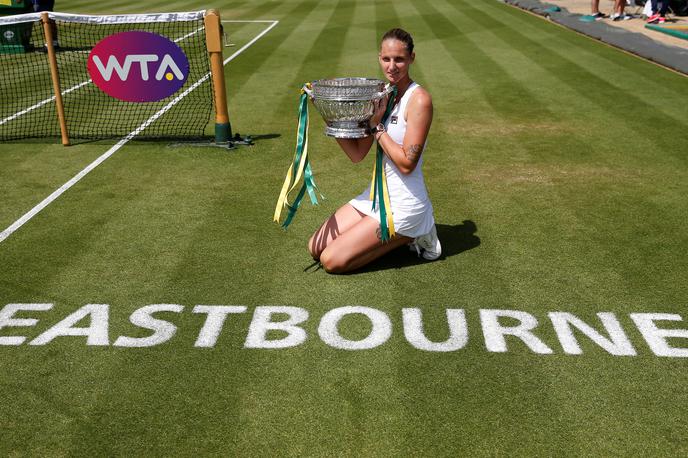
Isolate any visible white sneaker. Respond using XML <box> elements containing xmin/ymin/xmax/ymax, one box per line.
<box><xmin>611</xmin><ymin>13</ymin><xmax>633</xmax><ymax>21</ymax></box>
<box><xmin>409</xmin><ymin>225</ymin><xmax>442</xmax><ymax>261</ymax></box>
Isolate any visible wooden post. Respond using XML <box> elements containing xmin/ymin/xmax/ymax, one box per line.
<box><xmin>42</xmin><ymin>12</ymin><xmax>69</xmax><ymax>146</ymax></box>
<box><xmin>204</xmin><ymin>9</ymin><xmax>231</xmax><ymax>143</ymax></box>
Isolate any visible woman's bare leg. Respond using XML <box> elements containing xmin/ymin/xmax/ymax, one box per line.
<box><xmin>308</xmin><ymin>204</ymin><xmax>366</xmax><ymax>260</ymax></box>
<box><xmin>319</xmin><ymin>216</ymin><xmax>412</xmax><ymax>274</ymax></box>
<box><xmin>591</xmin><ymin>0</ymin><xmax>601</xmax><ymax>14</ymax></box>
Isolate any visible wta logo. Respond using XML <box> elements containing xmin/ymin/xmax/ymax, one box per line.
<box><xmin>88</xmin><ymin>31</ymin><xmax>190</xmax><ymax>103</ymax></box>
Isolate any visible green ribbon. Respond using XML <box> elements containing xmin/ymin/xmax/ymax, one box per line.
<box><xmin>372</xmin><ymin>86</ymin><xmax>398</xmax><ymax>241</ymax></box>
<box><xmin>278</xmin><ymin>91</ymin><xmax>321</xmax><ymax>229</ymax></box>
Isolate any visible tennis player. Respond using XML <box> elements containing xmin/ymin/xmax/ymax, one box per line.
<box><xmin>308</xmin><ymin>28</ymin><xmax>441</xmax><ymax>274</ymax></box>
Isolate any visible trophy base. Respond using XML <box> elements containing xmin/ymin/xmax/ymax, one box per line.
<box><xmin>324</xmin><ymin>122</ymin><xmax>369</xmax><ymax>139</ymax></box>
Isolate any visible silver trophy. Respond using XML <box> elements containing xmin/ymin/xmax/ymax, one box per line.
<box><xmin>304</xmin><ymin>78</ymin><xmax>394</xmax><ymax>138</ymax></box>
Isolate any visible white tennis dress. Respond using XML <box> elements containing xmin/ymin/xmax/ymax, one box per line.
<box><xmin>349</xmin><ymin>82</ymin><xmax>435</xmax><ymax>238</ymax></box>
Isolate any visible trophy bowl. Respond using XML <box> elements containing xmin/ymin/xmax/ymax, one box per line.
<box><xmin>306</xmin><ymin>78</ymin><xmax>393</xmax><ymax>138</ymax></box>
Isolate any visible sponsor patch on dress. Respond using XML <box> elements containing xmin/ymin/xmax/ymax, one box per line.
<box><xmin>390</xmin><ymin>116</ymin><xmax>398</xmax><ymax>124</ymax></box>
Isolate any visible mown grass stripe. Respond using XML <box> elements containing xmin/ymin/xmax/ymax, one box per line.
<box><xmin>428</xmin><ymin>2</ymin><xmax>687</xmax><ymax>311</ymax></box>
<box><xmin>462</xmin><ymin>0</ymin><xmax>688</xmax><ymax>121</ymax></box>
<box><xmin>222</xmin><ymin>0</ymin><xmax>321</xmax><ymax>103</ymax></box>
<box><xmin>411</xmin><ymin>0</ymin><xmax>556</xmax><ymax>125</ymax></box>
<box><xmin>292</xmin><ymin>0</ymin><xmax>357</xmax><ymax>81</ymax></box>
<box><xmin>454</xmin><ymin>0</ymin><xmax>688</xmax><ymax>162</ymax></box>
<box><xmin>334</xmin><ymin>1</ymin><xmax>377</xmax><ymax>77</ymax></box>
<box><xmin>496</xmin><ymin>0</ymin><xmax>688</xmax><ymax>89</ymax></box>
<box><xmin>402</xmin><ymin>1</ymin><xmax>622</xmax><ymax>308</ymax></box>
<box><xmin>373</xmin><ymin>0</ymin><xmax>429</xmax><ymax>87</ymax></box>
<box><xmin>229</xmin><ymin>4</ymin><xmax>385</xmax><ymax>448</ymax></box>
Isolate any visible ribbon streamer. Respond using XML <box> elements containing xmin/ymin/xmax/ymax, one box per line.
<box><xmin>274</xmin><ymin>83</ymin><xmax>396</xmax><ymax>240</ymax></box>
<box><xmin>369</xmin><ymin>86</ymin><xmax>398</xmax><ymax>241</ymax></box>
<box><xmin>273</xmin><ymin>85</ymin><xmax>322</xmax><ymax>228</ymax></box>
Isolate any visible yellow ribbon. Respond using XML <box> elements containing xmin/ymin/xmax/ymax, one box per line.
<box><xmin>274</xmin><ymin>84</ymin><xmax>317</xmax><ymax>226</ymax></box>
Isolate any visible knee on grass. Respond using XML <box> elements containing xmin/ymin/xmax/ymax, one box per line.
<box><xmin>319</xmin><ymin>249</ymin><xmax>350</xmax><ymax>274</ymax></box>
<box><xmin>307</xmin><ymin>235</ymin><xmax>322</xmax><ymax>261</ymax></box>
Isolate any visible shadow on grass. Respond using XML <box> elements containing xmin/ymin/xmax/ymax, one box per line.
<box><xmin>1</xmin><ymin>133</ymin><xmax>282</xmax><ymax>147</ymax></box>
<box><xmin>305</xmin><ymin>220</ymin><xmax>480</xmax><ymax>274</ymax></box>
<box><xmin>249</xmin><ymin>133</ymin><xmax>281</xmax><ymax>142</ymax></box>
<box><xmin>357</xmin><ymin>220</ymin><xmax>481</xmax><ymax>273</ymax></box>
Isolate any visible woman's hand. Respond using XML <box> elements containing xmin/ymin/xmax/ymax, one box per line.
<box><xmin>369</xmin><ymin>94</ymin><xmax>389</xmax><ymax>128</ymax></box>
<box><xmin>333</xmin><ymin>93</ymin><xmax>390</xmax><ymax>163</ymax></box>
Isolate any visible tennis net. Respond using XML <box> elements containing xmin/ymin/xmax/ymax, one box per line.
<box><xmin>0</xmin><ymin>11</ymin><xmax>217</xmax><ymax>141</ymax></box>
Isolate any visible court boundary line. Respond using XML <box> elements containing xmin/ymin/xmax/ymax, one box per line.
<box><xmin>0</xmin><ymin>19</ymin><xmax>279</xmax><ymax>244</ymax></box>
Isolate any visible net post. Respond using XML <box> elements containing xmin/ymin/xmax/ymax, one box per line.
<box><xmin>204</xmin><ymin>9</ymin><xmax>231</xmax><ymax>143</ymax></box>
<box><xmin>41</xmin><ymin>12</ymin><xmax>70</xmax><ymax>146</ymax></box>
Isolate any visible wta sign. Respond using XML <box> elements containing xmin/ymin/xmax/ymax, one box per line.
<box><xmin>87</xmin><ymin>31</ymin><xmax>190</xmax><ymax>102</ymax></box>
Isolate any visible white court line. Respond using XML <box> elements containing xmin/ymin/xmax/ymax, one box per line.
<box><xmin>0</xmin><ymin>80</ymin><xmax>91</xmax><ymax>126</ymax></box>
<box><xmin>0</xmin><ymin>20</ymin><xmax>279</xmax><ymax>244</ymax></box>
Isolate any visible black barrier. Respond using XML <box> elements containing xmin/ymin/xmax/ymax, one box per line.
<box><xmin>0</xmin><ymin>0</ymin><xmax>33</xmax><ymax>54</ymax></box>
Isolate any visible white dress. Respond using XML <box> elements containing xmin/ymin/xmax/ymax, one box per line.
<box><xmin>349</xmin><ymin>82</ymin><xmax>435</xmax><ymax>238</ymax></box>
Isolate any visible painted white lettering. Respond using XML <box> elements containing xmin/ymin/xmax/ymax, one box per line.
<box><xmin>113</xmin><ymin>304</ymin><xmax>183</xmax><ymax>348</ymax></box>
<box><xmin>0</xmin><ymin>303</ymin><xmax>54</xmax><ymax>346</ymax></box>
<box><xmin>155</xmin><ymin>54</ymin><xmax>184</xmax><ymax>81</ymax></box>
<box><xmin>318</xmin><ymin>306</ymin><xmax>392</xmax><ymax>350</ymax></box>
<box><xmin>92</xmin><ymin>54</ymin><xmax>159</xmax><ymax>81</ymax></box>
<box><xmin>244</xmin><ymin>306</ymin><xmax>308</xmax><ymax>349</ymax></box>
<box><xmin>549</xmin><ymin>312</ymin><xmax>635</xmax><ymax>356</ymax></box>
<box><xmin>630</xmin><ymin>313</ymin><xmax>688</xmax><ymax>357</ymax></box>
<box><xmin>93</xmin><ymin>55</ymin><xmax>132</xmax><ymax>81</ymax></box>
<box><xmin>193</xmin><ymin>305</ymin><xmax>246</xmax><ymax>348</ymax></box>
<box><xmin>30</xmin><ymin>304</ymin><xmax>109</xmax><ymax>346</ymax></box>
<box><xmin>480</xmin><ymin>309</ymin><xmax>553</xmax><ymax>354</ymax></box>
<box><xmin>131</xmin><ymin>54</ymin><xmax>158</xmax><ymax>81</ymax></box>
<box><xmin>402</xmin><ymin>308</ymin><xmax>468</xmax><ymax>352</ymax></box>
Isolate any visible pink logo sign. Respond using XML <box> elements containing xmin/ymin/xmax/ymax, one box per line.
<box><xmin>87</xmin><ymin>31</ymin><xmax>190</xmax><ymax>103</ymax></box>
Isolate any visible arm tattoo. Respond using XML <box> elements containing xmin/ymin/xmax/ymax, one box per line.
<box><xmin>403</xmin><ymin>144</ymin><xmax>423</xmax><ymax>163</ymax></box>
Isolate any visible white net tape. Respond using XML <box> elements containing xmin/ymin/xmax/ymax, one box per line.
<box><xmin>0</xmin><ymin>11</ymin><xmax>205</xmax><ymax>26</ymax></box>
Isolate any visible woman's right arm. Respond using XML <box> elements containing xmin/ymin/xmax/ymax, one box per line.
<box><xmin>335</xmin><ymin>136</ymin><xmax>375</xmax><ymax>163</ymax></box>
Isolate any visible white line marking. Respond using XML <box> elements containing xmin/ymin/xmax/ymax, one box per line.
<box><xmin>222</xmin><ymin>20</ymin><xmax>278</xmax><ymax>65</ymax></box>
<box><xmin>0</xmin><ymin>20</ymin><xmax>279</xmax><ymax>244</ymax></box>
<box><xmin>222</xmin><ymin>20</ymin><xmax>279</xmax><ymax>23</ymax></box>
<box><xmin>0</xmin><ymin>80</ymin><xmax>91</xmax><ymax>126</ymax></box>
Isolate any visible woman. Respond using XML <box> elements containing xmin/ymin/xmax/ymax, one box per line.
<box><xmin>308</xmin><ymin>28</ymin><xmax>440</xmax><ymax>274</ymax></box>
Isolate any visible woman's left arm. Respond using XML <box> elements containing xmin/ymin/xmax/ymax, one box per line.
<box><xmin>376</xmin><ymin>88</ymin><xmax>433</xmax><ymax>175</ymax></box>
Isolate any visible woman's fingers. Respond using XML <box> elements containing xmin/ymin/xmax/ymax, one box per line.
<box><xmin>375</xmin><ymin>97</ymin><xmax>387</xmax><ymax>117</ymax></box>
<box><xmin>370</xmin><ymin>94</ymin><xmax>391</xmax><ymax>126</ymax></box>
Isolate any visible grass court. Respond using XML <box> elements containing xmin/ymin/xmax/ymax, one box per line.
<box><xmin>1</xmin><ymin>0</ymin><xmax>687</xmax><ymax>455</ymax></box>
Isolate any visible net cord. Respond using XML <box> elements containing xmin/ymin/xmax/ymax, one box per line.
<box><xmin>0</xmin><ymin>11</ymin><xmax>205</xmax><ymax>26</ymax></box>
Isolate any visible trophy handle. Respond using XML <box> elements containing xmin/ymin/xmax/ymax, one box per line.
<box><xmin>302</xmin><ymin>83</ymin><xmax>314</xmax><ymax>99</ymax></box>
<box><xmin>375</xmin><ymin>83</ymin><xmax>395</xmax><ymax>99</ymax></box>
